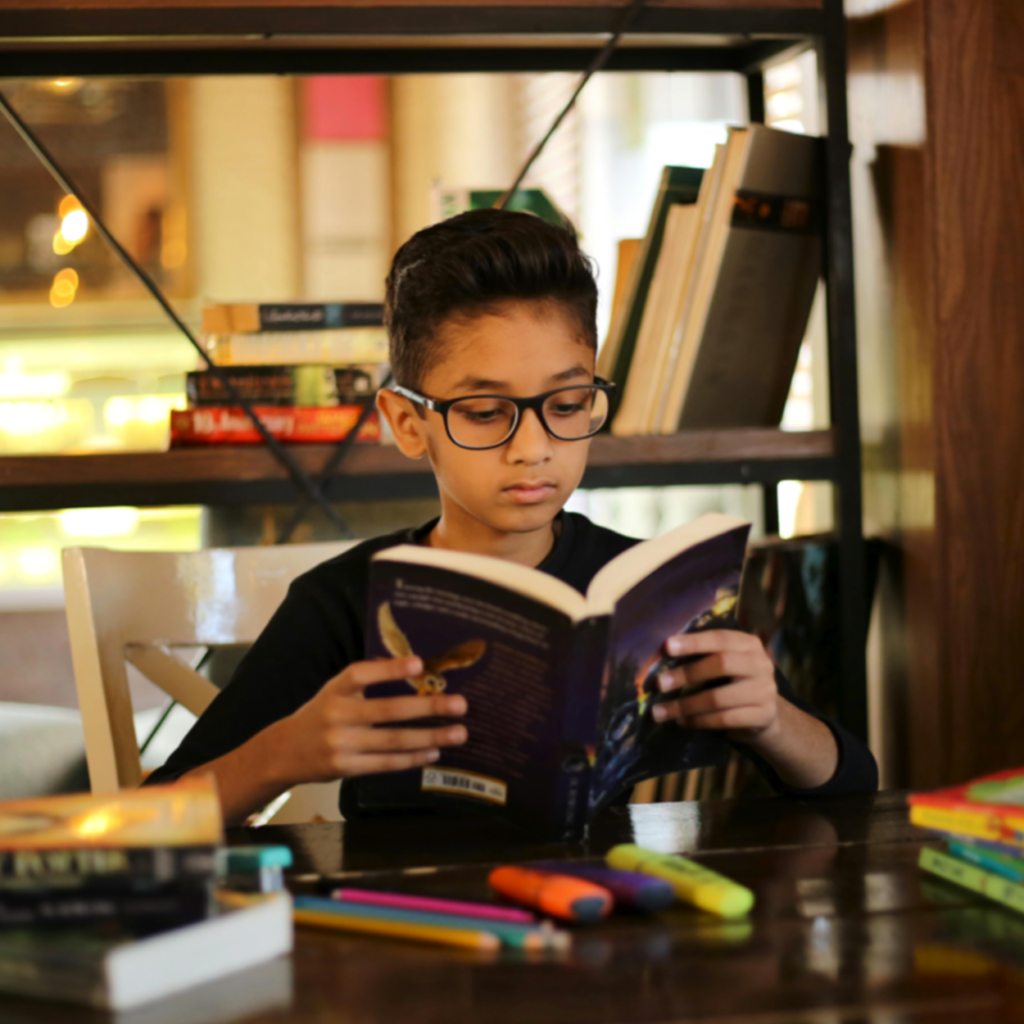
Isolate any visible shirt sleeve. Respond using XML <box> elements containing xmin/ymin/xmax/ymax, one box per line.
<box><xmin>144</xmin><ymin>578</ymin><xmax>359</xmax><ymax>786</ymax></box>
<box><xmin>737</xmin><ymin>667</ymin><xmax>879</xmax><ymax>798</ymax></box>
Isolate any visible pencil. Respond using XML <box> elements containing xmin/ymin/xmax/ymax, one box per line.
<box><xmin>293</xmin><ymin>907</ymin><xmax>500</xmax><ymax>951</ymax></box>
<box><xmin>332</xmin><ymin>888</ymin><xmax>537</xmax><ymax>924</ymax></box>
<box><xmin>298</xmin><ymin>896</ymin><xmax>567</xmax><ymax>952</ymax></box>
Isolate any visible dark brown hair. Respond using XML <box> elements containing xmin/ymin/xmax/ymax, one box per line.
<box><xmin>384</xmin><ymin>208</ymin><xmax>598</xmax><ymax>389</ymax></box>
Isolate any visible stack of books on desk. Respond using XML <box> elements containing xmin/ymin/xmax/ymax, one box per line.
<box><xmin>599</xmin><ymin>124</ymin><xmax>822</xmax><ymax>435</ymax></box>
<box><xmin>911</xmin><ymin>766</ymin><xmax>1024</xmax><ymax>916</ymax></box>
<box><xmin>0</xmin><ymin>778</ymin><xmax>292</xmax><ymax>1011</ymax></box>
<box><xmin>170</xmin><ymin>301</ymin><xmax>388</xmax><ymax>446</ymax></box>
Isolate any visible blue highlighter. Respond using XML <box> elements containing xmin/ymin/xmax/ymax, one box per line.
<box><xmin>534</xmin><ymin>861</ymin><xmax>674</xmax><ymax>912</ymax></box>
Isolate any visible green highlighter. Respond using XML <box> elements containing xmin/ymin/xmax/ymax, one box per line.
<box><xmin>606</xmin><ymin>844</ymin><xmax>754</xmax><ymax>919</ymax></box>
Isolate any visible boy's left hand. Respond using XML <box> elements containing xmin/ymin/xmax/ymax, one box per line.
<box><xmin>651</xmin><ymin>630</ymin><xmax>780</xmax><ymax>743</ymax></box>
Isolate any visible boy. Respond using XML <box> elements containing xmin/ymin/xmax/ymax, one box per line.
<box><xmin>148</xmin><ymin>209</ymin><xmax>877</xmax><ymax>824</ymax></box>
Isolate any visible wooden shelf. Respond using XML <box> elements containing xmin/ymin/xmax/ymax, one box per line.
<box><xmin>0</xmin><ymin>0</ymin><xmax>821</xmax><ymax>76</ymax></box>
<box><xmin>0</xmin><ymin>429</ymin><xmax>834</xmax><ymax>512</ymax></box>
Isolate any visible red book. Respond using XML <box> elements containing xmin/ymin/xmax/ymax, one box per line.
<box><xmin>170</xmin><ymin>405</ymin><xmax>380</xmax><ymax>446</ymax></box>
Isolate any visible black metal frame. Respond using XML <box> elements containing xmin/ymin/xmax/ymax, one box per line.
<box><xmin>0</xmin><ymin>0</ymin><xmax>868</xmax><ymax>740</ymax></box>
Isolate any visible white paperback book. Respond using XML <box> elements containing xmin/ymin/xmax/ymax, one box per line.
<box><xmin>0</xmin><ymin>891</ymin><xmax>293</xmax><ymax>1011</ymax></box>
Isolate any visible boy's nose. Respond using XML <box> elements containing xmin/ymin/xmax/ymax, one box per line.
<box><xmin>506</xmin><ymin>407</ymin><xmax>552</xmax><ymax>463</ymax></box>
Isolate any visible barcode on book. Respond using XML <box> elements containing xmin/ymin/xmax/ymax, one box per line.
<box><xmin>421</xmin><ymin>768</ymin><xmax>507</xmax><ymax>806</ymax></box>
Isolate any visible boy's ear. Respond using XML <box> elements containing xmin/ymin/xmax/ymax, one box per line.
<box><xmin>376</xmin><ymin>388</ymin><xmax>429</xmax><ymax>460</ymax></box>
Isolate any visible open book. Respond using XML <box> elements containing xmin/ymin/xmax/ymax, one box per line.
<box><xmin>361</xmin><ymin>512</ymin><xmax>751</xmax><ymax>838</ymax></box>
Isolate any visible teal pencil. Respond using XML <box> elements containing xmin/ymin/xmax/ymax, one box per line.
<box><xmin>294</xmin><ymin>896</ymin><xmax>569</xmax><ymax>951</ymax></box>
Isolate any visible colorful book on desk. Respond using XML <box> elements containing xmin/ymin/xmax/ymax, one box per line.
<box><xmin>359</xmin><ymin>512</ymin><xmax>749</xmax><ymax>838</ymax></box>
<box><xmin>909</xmin><ymin>766</ymin><xmax>1024</xmax><ymax>847</ymax></box>
<box><xmin>919</xmin><ymin>847</ymin><xmax>1024</xmax><ymax>916</ymax></box>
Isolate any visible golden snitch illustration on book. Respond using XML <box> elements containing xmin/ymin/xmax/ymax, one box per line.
<box><xmin>376</xmin><ymin>602</ymin><xmax>487</xmax><ymax>695</ymax></box>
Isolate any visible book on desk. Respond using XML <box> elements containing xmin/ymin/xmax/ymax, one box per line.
<box><xmin>0</xmin><ymin>779</ymin><xmax>293</xmax><ymax>1011</ymax></box>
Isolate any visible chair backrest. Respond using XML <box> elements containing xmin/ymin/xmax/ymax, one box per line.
<box><xmin>62</xmin><ymin>542</ymin><xmax>356</xmax><ymax>820</ymax></box>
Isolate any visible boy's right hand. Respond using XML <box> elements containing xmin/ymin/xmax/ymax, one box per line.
<box><xmin>277</xmin><ymin>656</ymin><xmax>468</xmax><ymax>785</ymax></box>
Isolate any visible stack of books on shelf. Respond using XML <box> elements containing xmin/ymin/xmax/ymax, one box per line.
<box><xmin>911</xmin><ymin>766</ymin><xmax>1024</xmax><ymax>916</ymax></box>
<box><xmin>599</xmin><ymin>124</ymin><xmax>822</xmax><ymax>436</ymax></box>
<box><xmin>0</xmin><ymin>778</ymin><xmax>292</xmax><ymax>1012</ymax></box>
<box><xmin>170</xmin><ymin>301</ymin><xmax>389</xmax><ymax>446</ymax></box>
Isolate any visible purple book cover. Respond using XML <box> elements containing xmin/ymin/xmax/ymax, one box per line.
<box><xmin>360</xmin><ymin>520</ymin><xmax>750</xmax><ymax>838</ymax></box>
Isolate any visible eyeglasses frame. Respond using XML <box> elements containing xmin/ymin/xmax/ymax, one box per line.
<box><xmin>391</xmin><ymin>377</ymin><xmax>617</xmax><ymax>451</ymax></box>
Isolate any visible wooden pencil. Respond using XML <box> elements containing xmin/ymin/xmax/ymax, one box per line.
<box><xmin>293</xmin><ymin>907</ymin><xmax>501</xmax><ymax>951</ymax></box>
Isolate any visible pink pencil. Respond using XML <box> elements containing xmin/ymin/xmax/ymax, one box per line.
<box><xmin>331</xmin><ymin>887</ymin><xmax>537</xmax><ymax>924</ymax></box>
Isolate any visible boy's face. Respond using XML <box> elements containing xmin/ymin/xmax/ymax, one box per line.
<box><xmin>379</xmin><ymin>301</ymin><xmax>595</xmax><ymax>541</ymax></box>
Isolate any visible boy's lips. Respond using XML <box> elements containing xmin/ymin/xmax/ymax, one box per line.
<box><xmin>503</xmin><ymin>480</ymin><xmax>557</xmax><ymax>504</ymax></box>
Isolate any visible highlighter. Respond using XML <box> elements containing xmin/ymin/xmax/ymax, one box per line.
<box><xmin>488</xmin><ymin>866</ymin><xmax>612</xmax><ymax>923</ymax></box>
<box><xmin>606</xmin><ymin>844</ymin><xmax>754</xmax><ymax>919</ymax></box>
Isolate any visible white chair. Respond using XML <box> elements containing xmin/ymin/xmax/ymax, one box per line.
<box><xmin>62</xmin><ymin>541</ymin><xmax>357</xmax><ymax>824</ymax></box>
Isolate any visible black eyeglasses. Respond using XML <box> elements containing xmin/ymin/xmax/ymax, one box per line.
<box><xmin>393</xmin><ymin>378</ymin><xmax>616</xmax><ymax>451</ymax></box>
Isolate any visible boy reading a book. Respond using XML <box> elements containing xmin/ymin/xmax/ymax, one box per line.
<box><xmin>149</xmin><ymin>209</ymin><xmax>877</xmax><ymax>823</ymax></box>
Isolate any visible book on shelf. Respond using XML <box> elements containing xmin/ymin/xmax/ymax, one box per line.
<box><xmin>596</xmin><ymin>238</ymin><xmax>641</xmax><ymax>379</ymax></box>
<box><xmin>609</xmin><ymin>125</ymin><xmax>822</xmax><ymax>435</ymax></box>
<box><xmin>356</xmin><ymin>511</ymin><xmax>749</xmax><ymax>839</ymax></box>
<box><xmin>170</xmin><ymin>405</ymin><xmax>381</xmax><ymax>446</ymax></box>
<box><xmin>201</xmin><ymin>328</ymin><xmax>388</xmax><ymax>368</ymax></box>
<box><xmin>600</xmin><ymin>166</ymin><xmax>705</xmax><ymax>391</ymax></box>
<box><xmin>433</xmin><ymin>185</ymin><xmax>568</xmax><ymax>228</ymax></box>
<box><xmin>0</xmin><ymin>891</ymin><xmax>293</xmax><ymax>1011</ymax></box>
<box><xmin>202</xmin><ymin>301</ymin><xmax>383</xmax><ymax>334</ymax></box>
<box><xmin>186</xmin><ymin>364</ymin><xmax>388</xmax><ymax>407</ymax></box>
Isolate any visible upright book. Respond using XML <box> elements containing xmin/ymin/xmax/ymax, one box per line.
<box><xmin>657</xmin><ymin>124</ymin><xmax>822</xmax><ymax>432</ymax></box>
<box><xmin>358</xmin><ymin>512</ymin><xmax>750</xmax><ymax>838</ymax></box>
<box><xmin>599</xmin><ymin>166</ymin><xmax>706</xmax><ymax>392</ymax></box>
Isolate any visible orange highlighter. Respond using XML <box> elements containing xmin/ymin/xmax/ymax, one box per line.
<box><xmin>488</xmin><ymin>866</ymin><xmax>612</xmax><ymax>923</ymax></box>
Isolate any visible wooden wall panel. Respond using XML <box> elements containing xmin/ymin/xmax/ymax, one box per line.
<box><xmin>852</xmin><ymin>0</ymin><xmax>1024</xmax><ymax>788</ymax></box>
<box><xmin>848</xmin><ymin>0</ymin><xmax>935</xmax><ymax>788</ymax></box>
<box><xmin>928</xmin><ymin>0</ymin><xmax>1024</xmax><ymax>782</ymax></box>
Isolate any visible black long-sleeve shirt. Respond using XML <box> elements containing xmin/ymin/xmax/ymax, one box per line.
<box><xmin>147</xmin><ymin>513</ymin><xmax>878</xmax><ymax>813</ymax></box>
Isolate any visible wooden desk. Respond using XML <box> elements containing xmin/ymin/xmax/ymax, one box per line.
<box><xmin>6</xmin><ymin>792</ymin><xmax>1024</xmax><ymax>1023</ymax></box>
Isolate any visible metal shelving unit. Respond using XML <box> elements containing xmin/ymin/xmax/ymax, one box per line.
<box><xmin>0</xmin><ymin>0</ymin><xmax>867</xmax><ymax>738</ymax></box>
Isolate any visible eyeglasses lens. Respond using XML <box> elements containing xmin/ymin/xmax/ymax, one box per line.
<box><xmin>447</xmin><ymin>396</ymin><xmax>519</xmax><ymax>449</ymax></box>
<box><xmin>543</xmin><ymin>386</ymin><xmax>609</xmax><ymax>440</ymax></box>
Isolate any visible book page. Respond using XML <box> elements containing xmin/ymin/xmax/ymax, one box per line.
<box><xmin>587</xmin><ymin>511</ymin><xmax>748</xmax><ymax>613</ymax></box>
<box><xmin>587</xmin><ymin>521</ymin><xmax>750</xmax><ymax>812</ymax></box>
<box><xmin>374</xmin><ymin>545</ymin><xmax>588</xmax><ymax>621</ymax></box>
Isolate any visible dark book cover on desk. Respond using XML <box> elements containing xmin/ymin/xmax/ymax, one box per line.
<box><xmin>359</xmin><ymin>513</ymin><xmax>750</xmax><ymax>839</ymax></box>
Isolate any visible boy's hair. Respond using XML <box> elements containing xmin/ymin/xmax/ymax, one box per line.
<box><xmin>384</xmin><ymin>208</ymin><xmax>598</xmax><ymax>389</ymax></box>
